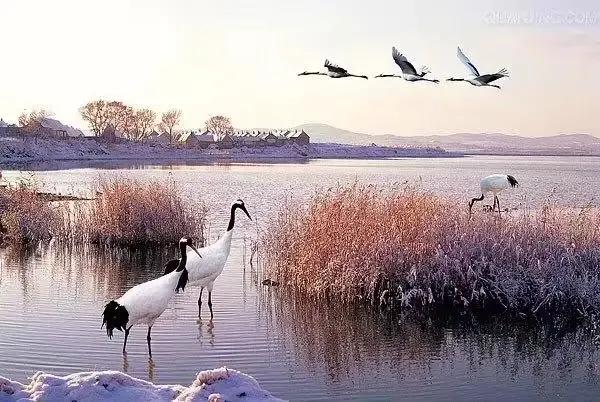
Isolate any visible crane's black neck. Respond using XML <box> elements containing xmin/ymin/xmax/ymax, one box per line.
<box><xmin>227</xmin><ymin>204</ymin><xmax>240</xmax><ymax>231</ymax></box>
<box><xmin>176</xmin><ymin>241</ymin><xmax>187</xmax><ymax>272</ymax></box>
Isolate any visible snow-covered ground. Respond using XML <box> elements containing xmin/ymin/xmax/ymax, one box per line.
<box><xmin>0</xmin><ymin>367</ymin><xmax>284</xmax><ymax>402</ymax></box>
<box><xmin>0</xmin><ymin>136</ymin><xmax>456</xmax><ymax>166</ymax></box>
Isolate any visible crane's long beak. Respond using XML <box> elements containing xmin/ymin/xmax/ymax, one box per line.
<box><xmin>190</xmin><ymin>244</ymin><xmax>202</xmax><ymax>258</ymax></box>
<box><xmin>241</xmin><ymin>205</ymin><xmax>252</xmax><ymax>221</ymax></box>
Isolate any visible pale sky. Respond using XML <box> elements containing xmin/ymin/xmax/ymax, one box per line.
<box><xmin>1</xmin><ymin>0</ymin><xmax>599</xmax><ymax>136</ymax></box>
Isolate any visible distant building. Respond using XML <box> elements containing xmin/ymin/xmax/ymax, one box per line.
<box><xmin>178</xmin><ymin>131</ymin><xmax>201</xmax><ymax>147</ymax></box>
<box><xmin>147</xmin><ymin>130</ymin><xmax>171</xmax><ymax>145</ymax></box>
<box><xmin>218</xmin><ymin>133</ymin><xmax>235</xmax><ymax>149</ymax></box>
<box><xmin>259</xmin><ymin>132</ymin><xmax>278</xmax><ymax>146</ymax></box>
<box><xmin>196</xmin><ymin>131</ymin><xmax>216</xmax><ymax>149</ymax></box>
<box><xmin>146</xmin><ymin>129</ymin><xmax>160</xmax><ymax>140</ymax></box>
<box><xmin>25</xmin><ymin>117</ymin><xmax>84</xmax><ymax>138</ymax></box>
<box><xmin>235</xmin><ymin>131</ymin><xmax>261</xmax><ymax>147</ymax></box>
<box><xmin>287</xmin><ymin>130</ymin><xmax>310</xmax><ymax>146</ymax></box>
<box><xmin>0</xmin><ymin>119</ymin><xmax>20</xmax><ymax>136</ymax></box>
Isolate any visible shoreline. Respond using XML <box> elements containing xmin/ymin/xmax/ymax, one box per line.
<box><xmin>0</xmin><ymin>136</ymin><xmax>461</xmax><ymax>169</ymax></box>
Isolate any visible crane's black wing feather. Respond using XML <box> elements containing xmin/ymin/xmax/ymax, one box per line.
<box><xmin>476</xmin><ymin>69</ymin><xmax>509</xmax><ymax>84</ymax></box>
<box><xmin>324</xmin><ymin>59</ymin><xmax>348</xmax><ymax>74</ymax></box>
<box><xmin>392</xmin><ymin>47</ymin><xmax>418</xmax><ymax>75</ymax></box>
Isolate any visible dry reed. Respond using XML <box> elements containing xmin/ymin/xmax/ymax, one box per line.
<box><xmin>72</xmin><ymin>178</ymin><xmax>206</xmax><ymax>246</ymax></box>
<box><xmin>263</xmin><ymin>184</ymin><xmax>600</xmax><ymax>325</ymax></box>
<box><xmin>0</xmin><ymin>176</ymin><xmax>206</xmax><ymax>246</ymax></box>
<box><xmin>0</xmin><ymin>178</ymin><xmax>62</xmax><ymax>244</ymax></box>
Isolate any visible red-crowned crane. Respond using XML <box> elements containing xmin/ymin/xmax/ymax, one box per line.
<box><xmin>448</xmin><ymin>47</ymin><xmax>509</xmax><ymax>89</ymax></box>
<box><xmin>374</xmin><ymin>46</ymin><xmax>439</xmax><ymax>83</ymax></box>
<box><xmin>102</xmin><ymin>237</ymin><xmax>201</xmax><ymax>355</ymax></box>
<box><xmin>469</xmin><ymin>174</ymin><xmax>519</xmax><ymax>216</ymax></box>
<box><xmin>298</xmin><ymin>59</ymin><xmax>368</xmax><ymax>79</ymax></box>
<box><xmin>164</xmin><ymin>200</ymin><xmax>252</xmax><ymax>320</ymax></box>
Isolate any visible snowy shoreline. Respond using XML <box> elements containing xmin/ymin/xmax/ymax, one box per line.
<box><xmin>0</xmin><ymin>136</ymin><xmax>460</xmax><ymax>168</ymax></box>
<box><xmin>0</xmin><ymin>367</ymin><xmax>284</xmax><ymax>402</ymax></box>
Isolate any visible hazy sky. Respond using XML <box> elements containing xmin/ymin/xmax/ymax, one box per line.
<box><xmin>1</xmin><ymin>0</ymin><xmax>599</xmax><ymax>136</ymax></box>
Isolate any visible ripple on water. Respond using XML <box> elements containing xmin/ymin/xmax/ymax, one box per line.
<box><xmin>0</xmin><ymin>157</ymin><xmax>599</xmax><ymax>400</ymax></box>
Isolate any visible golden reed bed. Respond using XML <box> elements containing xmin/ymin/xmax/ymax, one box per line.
<box><xmin>263</xmin><ymin>184</ymin><xmax>600</xmax><ymax>326</ymax></box>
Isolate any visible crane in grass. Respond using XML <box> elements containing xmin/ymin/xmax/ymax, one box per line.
<box><xmin>469</xmin><ymin>174</ymin><xmax>519</xmax><ymax>217</ymax></box>
<box><xmin>164</xmin><ymin>200</ymin><xmax>252</xmax><ymax>320</ymax></box>
<box><xmin>374</xmin><ymin>46</ymin><xmax>439</xmax><ymax>83</ymax></box>
<box><xmin>447</xmin><ymin>47</ymin><xmax>509</xmax><ymax>89</ymax></box>
<box><xmin>102</xmin><ymin>237</ymin><xmax>201</xmax><ymax>356</ymax></box>
<box><xmin>298</xmin><ymin>59</ymin><xmax>368</xmax><ymax>79</ymax></box>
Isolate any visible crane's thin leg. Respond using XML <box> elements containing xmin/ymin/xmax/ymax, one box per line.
<box><xmin>496</xmin><ymin>196</ymin><xmax>501</xmax><ymax>217</ymax></box>
<box><xmin>208</xmin><ymin>291</ymin><xmax>214</xmax><ymax>320</ymax></box>
<box><xmin>147</xmin><ymin>326</ymin><xmax>153</xmax><ymax>357</ymax></box>
<box><xmin>198</xmin><ymin>287</ymin><xmax>204</xmax><ymax>318</ymax></box>
<box><xmin>491</xmin><ymin>196</ymin><xmax>497</xmax><ymax>212</ymax></box>
<box><xmin>123</xmin><ymin>326</ymin><xmax>132</xmax><ymax>354</ymax></box>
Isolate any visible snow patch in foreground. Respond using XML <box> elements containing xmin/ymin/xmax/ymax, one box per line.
<box><xmin>0</xmin><ymin>367</ymin><xmax>285</xmax><ymax>402</ymax></box>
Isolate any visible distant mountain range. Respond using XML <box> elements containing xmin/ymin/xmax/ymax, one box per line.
<box><xmin>292</xmin><ymin>124</ymin><xmax>600</xmax><ymax>156</ymax></box>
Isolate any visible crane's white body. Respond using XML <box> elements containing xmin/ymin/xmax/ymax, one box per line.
<box><xmin>480</xmin><ymin>174</ymin><xmax>512</xmax><ymax>196</ymax></box>
<box><xmin>404</xmin><ymin>74</ymin><xmax>425</xmax><ymax>81</ymax></box>
<box><xmin>183</xmin><ymin>230</ymin><xmax>233</xmax><ymax>292</ymax></box>
<box><xmin>117</xmin><ymin>270</ymin><xmax>183</xmax><ymax>327</ymax></box>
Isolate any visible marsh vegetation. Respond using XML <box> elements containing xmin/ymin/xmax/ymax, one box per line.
<box><xmin>264</xmin><ymin>184</ymin><xmax>600</xmax><ymax>328</ymax></box>
<box><xmin>0</xmin><ymin>177</ymin><xmax>206</xmax><ymax>246</ymax></box>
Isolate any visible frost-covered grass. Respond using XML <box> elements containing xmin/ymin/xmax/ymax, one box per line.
<box><xmin>263</xmin><ymin>184</ymin><xmax>600</xmax><ymax>326</ymax></box>
<box><xmin>72</xmin><ymin>178</ymin><xmax>206</xmax><ymax>246</ymax></box>
<box><xmin>0</xmin><ymin>367</ymin><xmax>284</xmax><ymax>402</ymax></box>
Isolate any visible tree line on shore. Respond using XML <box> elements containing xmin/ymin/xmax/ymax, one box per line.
<box><xmin>15</xmin><ymin>101</ymin><xmax>234</xmax><ymax>144</ymax></box>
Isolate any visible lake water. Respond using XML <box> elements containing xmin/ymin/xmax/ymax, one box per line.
<box><xmin>0</xmin><ymin>156</ymin><xmax>599</xmax><ymax>401</ymax></box>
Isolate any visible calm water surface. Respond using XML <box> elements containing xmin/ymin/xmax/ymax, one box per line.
<box><xmin>0</xmin><ymin>156</ymin><xmax>599</xmax><ymax>401</ymax></box>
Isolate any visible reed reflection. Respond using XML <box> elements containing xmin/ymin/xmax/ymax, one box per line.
<box><xmin>261</xmin><ymin>287</ymin><xmax>599</xmax><ymax>388</ymax></box>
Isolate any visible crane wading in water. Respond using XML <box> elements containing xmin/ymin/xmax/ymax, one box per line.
<box><xmin>469</xmin><ymin>174</ymin><xmax>519</xmax><ymax>217</ymax></box>
<box><xmin>164</xmin><ymin>200</ymin><xmax>252</xmax><ymax>320</ymax></box>
<box><xmin>102</xmin><ymin>237</ymin><xmax>201</xmax><ymax>356</ymax></box>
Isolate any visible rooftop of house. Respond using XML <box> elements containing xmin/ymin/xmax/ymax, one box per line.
<box><xmin>39</xmin><ymin>117</ymin><xmax>84</xmax><ymax>137</ymax></box>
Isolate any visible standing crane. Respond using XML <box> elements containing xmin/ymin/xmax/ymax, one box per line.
<box><xmin>469</xmin><ymin>174</ymin><xmax>519</xmax><ymax>216</ymax></box>
<box><xmin>102</xmin><ymin>237</ymin><xmax>201</xmax><ymax>355</ymax></box>
<box><xmin>164</xmin><ymin>200</ymin><xmax>252</xmax><ymax>320</ymax></box>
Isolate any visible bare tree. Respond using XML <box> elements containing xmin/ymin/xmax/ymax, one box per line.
<box><xmin>106</xmin><ymin>101</ymin><xmax>127</xmax><ymax>131</ymax></box>
<box><xmin>205</xmin><ymin>115</ymin><xmax>233</xmax><ymax>140</ymax></box>
<box><xmin>106</xmin><ymin>101</ymin><xmax>137</xmax><ymax>139</ymax></box>
<box><xmin>158</xmin><ymin>109</ymin><xmax>182</xmax><ymax>144</ymax></box>
<box><xmin>18</xmin><ymin>109</ymin><xmax>54</xmax><ymax>141</ymax></box>
<box><xmin>134</xmin><ymin>109</ymin><xmax>156</xmax><ymax>141</ymax></box>
<box><xmin>80</xmin><ymin>100</ymin><xmax>110</xmax><ymax>136</ymax></box>
<box><xmin>120</xmin><ymin>107</ymin><xmax>137</xmax><ymax>139</ymax></box>
<box><xmin>18</xmin><ymin>109</ymin><xmax>53</xmax><ymax>128</ymax></box>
